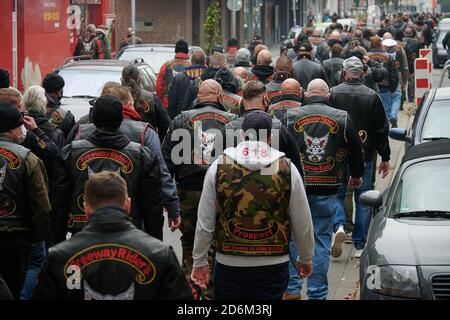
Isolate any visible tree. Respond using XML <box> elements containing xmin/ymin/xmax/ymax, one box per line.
<box><xmin>204</xmin><ymin>1</ymin><xmax>221</xmax><ymax>54</ymax></box>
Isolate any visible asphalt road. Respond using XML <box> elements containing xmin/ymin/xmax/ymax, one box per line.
<box><xmin>161</xmin><ymin>60</ymin><xmax>450</xmax><ymax>300</ymax></box>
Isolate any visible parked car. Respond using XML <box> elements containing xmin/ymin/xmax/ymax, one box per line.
<box><xmin>359</xmin><ymin>139</ymin><xmax>450</xmax><ymax>300</ymax></box>
<box><xmin>438</xmin><ymin>18</ymin><xmax>450</xmax><ymax>30</ymax></box>
<box><xmin>56</xmin><ymin>58</ymin><xmax>156</xmax><ymax>121</ymax></box>
<box><xmin>432</xmin><ymin>29</ymin><xmax>450</xmax><ymax>68</ymax></box>
<box><xmin>116</xmin><ymin>44</ymin><xmax>200</xmax><ymax>75</ymax></box>
<box><xmin>390</xmin><ymin>87</ymin><xmax>450</xmax><ymax>150</ymax></box>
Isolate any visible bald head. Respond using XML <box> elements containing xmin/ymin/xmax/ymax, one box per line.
<box><xmin>281</xmin><ymin>79</ymin><xmax>302</xmax><ymax>97</ymax></box>
<box><xmin>233</xmin><ymin>67</ymin><xmax>249</xmax><ymax>81</ymax></box>
<box><xmin>191</xmin><ymin>50</ymin><xmax>206</xmax><ymax>65</ymax></box>
<box><xmin>306</xmin><ymin>79</ymin><xmax>330</xmax><ymax>98</ymax></box>
<box><xmin>328</xmin><ymin>31</ymin><xmax>341</xmax><ymax>41</ymax></box>
<box><xmin>208</xmin><ymin>52</ymin><xmax>227</xmax><ymax>68</ymax></box>
<box><xmin>275</xmin><ymin>56</ymin><xmax>293</xmax><ymax>73</ymax></box>
<box><xmin>253</xmin><ymin>44</ymin><xmax>268</xmax><ymax>62</ymax></box>
<box><xmin>383</xmin><ymin>32</ymin><xmax>393</xmax><ymax>40</ymax></box>
<box><xmin>313</xmin><ymin>28</ymin><xmax>322</xmax><ymax>37</ymax></box>
<box><xmin>197</xmin><ymin>79</ymin><xmax>223</xmax><ymax>103</ymax></box>
<box><xmin>257</xmin><ymin>49</ymin><xmax>272</xmax><ymax>66</ymax></box>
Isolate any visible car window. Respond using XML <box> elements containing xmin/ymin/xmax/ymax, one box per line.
<box><xmin>138</xmin><ymin>66</ymin><xmax>152</xmax><ymax>91</ymax></box>
<box><xmin>118</xmin><ymin>50</ymin><xmax>174</xmax><ymax>74</ymax></box>
<box><xmin>421</xmin><ymin>99</ymin><xmax>450</xmax><ymax>141</ymax></box>
<box><xmin>58</xmin><ymin>69</ymin><xmax>121</xmax><ymax>98</ymax></box>
<box><xmin>391</xmin><ymin>158</ymin><xmax>450</xmax><ymax>215</ymax></box>
<box><xmin>142</xmin><ymin>67</ymin><xmax>156</xmax><ymax>92</ymax></box>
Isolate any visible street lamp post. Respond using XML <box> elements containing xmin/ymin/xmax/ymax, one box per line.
<box><xmin>131</xmin><ymin>0</ymin><xmax>136</xmax><ymax>45</ymax></box>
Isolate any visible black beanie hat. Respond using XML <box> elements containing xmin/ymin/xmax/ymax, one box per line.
<box><xmin>0</xmin><ymin>69</ymin><xmax>10</xmax><ymax>89</ymax></box>
<box><xmin>42</xmin><ymin>72</ymin><xmax>65</xmax><ymax>93</ymax></box>
<box><xmin>175</xmin><ymin>39</ymin><xmax>189</xmax><ymax>54</ymax></box>
<box><xmin>242</xmin><ymin>110</ymin><xmax>272</xmax><ymax>141</ymax></box>
<box><xmin>92</xmin><ymin>95</ymin><xmax>123</xmax><ymax>129</ymax></box>
<box><xmin>0</xmin><ymin>102</ymin><xmax>24</xmax><ymax>133</ymax></box>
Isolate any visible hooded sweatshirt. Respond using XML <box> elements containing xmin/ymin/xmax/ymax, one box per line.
<box><xmin>193</xmin><ymin>140</ymin><xmax>314</xmax><ymax>268</ymax></box>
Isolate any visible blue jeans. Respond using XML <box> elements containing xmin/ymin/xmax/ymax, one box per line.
<box><xmin>379</xmin><ymin>87</ymin><xmax>392</xmax><ymax>120</ymax></box>
<box><xmin>286</xmin><ymin>237</ymin><xmax>303</xmax><ymax>294</ymax></box>
<box><xmin>390</xmin><ymin>84</ymin><xmax>402</xmax><ymax>121</ymax></box>
<box><xmin>334</xmin><ymin>161</ymin><xmax>374</xmax><ymax>250</ymax></box>
<box><xmin>213</xmin><ymin>262</ymin><xmax>289</xmax><ymax>300</ymax></box>
<box><xmin>19</xmin><ymin>241</ymin><xmax>46</xmax><ymax>300</ymax></box>
<box><xmin>306</xmin><ymin>194</ymin><xmax>339</xmax><ymax>300</ymax></box>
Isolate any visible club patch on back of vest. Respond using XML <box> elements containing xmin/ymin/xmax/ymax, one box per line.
<box><xmin>304</xmin><ymin>131</ymin><xmax>329</xmax><ymax>162</ymax></box>
<box><xmin>294</xmin><ymin>114</ymin><xmax>339</xmax><ymax>133</ymax></box>
<box><xmin>189</xmin><ymin>112</ymin><xmax>231</xmax><ymax>128</ymax></box>
<box><xmin>64</xmin><ymin>244</ymin><xmax>157</xmax><ymax>285</ymax></box>
<box><xmin>84</xmin><ymin>281</ymin><xmax>134</xmax><ymax>300</ymax></box>
<box><xmin>0</xmin><ymin>147</ymin><xmax>21</xmax><ymax>169</ymax></box>
<box><xmin>193</xmin><ymin>125</ymin><xmax>216</xmax><ymax>165</ymax></box>
<box><xmin>51</xmin><ymin>111</ymin><xmax>62</xmax><ymax>124</ymax></box>
<box><xmin>76</xmin><ymin>149</ymin><xmax>133</xmax><ymax>173</ymax></box>
<box><xmin>0</xmin><ymin>200</ymin><xmax>16</xmax><ymax>217</ymax></box>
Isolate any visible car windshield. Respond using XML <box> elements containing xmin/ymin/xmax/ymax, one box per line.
<box><xmin>421</xmin><ymin>100</ymin><xmax>450</xmax><ymax>141</ymax></box>
<box><xmin>437</xmin><ymin>32</ymin><xmax>447</xmax><ymax>43</ymax></box>
<box><xmin>118</xmin><ymin>50</ymin><xmax>173</xmax><ymax>73</ymax></box>
<box><xmin>391</xmin><ymin>159</ymin><xmax>450</xmax><ymax>216</ymax></box>
<box><xmin>59</xmin><ymin>69</ymin><xmax>121</xmax><ymax>98</ymax></box>
<box><xmin>288</xmin><ymin>30</ymin><xmax>296</xmax><ymax>39</ymax></box>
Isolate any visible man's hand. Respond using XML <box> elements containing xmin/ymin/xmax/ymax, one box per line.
<box><xmin>191</xmin><ymin>266</ymin><xmax>209</xmax><ymax>289</ymax></box>
<box><xmin>348</xmin><ymin>177</ymin><xmax>362</xmax><ymax>189</ymax></box>
<box><xmin>168</xmin><ymin>216</ymin><xmax>181</xmax><ymax>232</ymax></box>
<box><xmin>23</xmin><ymin>116</ymin><xmax>37</xmax><ymax>131</ymax></box>
<box><xmin>296</xmin><ymin>262</ymin><xmax>313</xmax><ymax>279</ymax></box>
<box><xmin>378</xmin><ymin>161</ymin><xmax>390</xmax><ymax>179</ymax></box>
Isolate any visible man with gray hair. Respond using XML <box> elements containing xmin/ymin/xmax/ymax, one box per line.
<box><xmin>232</xmin><ymin>48</ymin><xmax>252</xmax><ymax>71</ymax></box>
<box><xmin>282</xmin><ymin>78</ymin><xmax>364</xmax><ymax>300</ymax></box>
<box><xmin>330</xmin><ymin>56</ymin><xmax>390</xmax><ymax>259</ymax></box>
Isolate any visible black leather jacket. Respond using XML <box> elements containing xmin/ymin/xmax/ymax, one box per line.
<box><xmin>292</xmin><ymin>57</ymin><xmax>330</xmax><ymax>90</ymax></box>
<box><xmin>33</xmin><ymin>207</ymin><xmax>193</xmax><ymax>300</ymax></box>
<box><xmin>330</xmin><ymin>80</ymin><xmax>391</xmax><ymax>162</ymax></box>
<box><xmin>323</xmin><ymin>56</ymin><xmax>344</xmax><ymax>88</ymax></box>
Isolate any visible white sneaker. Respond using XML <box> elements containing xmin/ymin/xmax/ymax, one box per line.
<box><xmin>331</xmin><ymin>226</ymin><xmax>346</xmax><ymax>258</ymax></box>
<box><xmin>354</xmin><ymin>249</ymin><xmax>363</xmax><ymax>258</ymax></box>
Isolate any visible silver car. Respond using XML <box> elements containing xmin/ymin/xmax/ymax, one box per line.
<box><xmin>359</xmin><ymin>140</ymin><xmax>450</xmax><ymax>300</ymax></box>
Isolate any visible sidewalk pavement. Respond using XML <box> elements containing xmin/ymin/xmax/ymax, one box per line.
<box><xmin>308</xmin><ymin>104</ymin><xmax>413</xmax><ymax>300</ymax></box>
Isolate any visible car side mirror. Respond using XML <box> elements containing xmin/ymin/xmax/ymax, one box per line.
<box><xmin>389</xmin><ymin>128</ymin><xmax>411</xmax><ymax>143</ymax></box>
<box><xmin>360</xmin><ymin>190</ymin><xmax>383</xmax><ymax>208</ymax></box>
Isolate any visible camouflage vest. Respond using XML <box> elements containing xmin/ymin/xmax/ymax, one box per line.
<box><xmin>77</xmin><ymin>119</ymin><xmax>149</xmax><ymax>146</ymax></box>
<box><xmin>0</xmin><ymin>140</ymin><xmax>31</xmax><ymax>230</ymax></box>
<box><xmin>215</xmin><ymin>155</ymin><xmax>291</xmax><ymax>256</ymax></box>
<box><xmin>222</xmin><ymin>91</ymin><xmax>242</xmax><ymax>116</ymax></box>
<box><xmin>177</xmin><ymin>105</ymin><xmax>237</xmax><ymax>181</ymax></box>
<box><xmin>268</xmin><ymin>99</ymin><xmax>302</xmax><ymax>122</ymax></box>
<box><xmin>286</xmin><ymin>103</ymin><xmax>348</xmax><ymax>187</ymax></box>
<box><xmin>68</xmin><ymin>140</ymin><xmax>142</xmax><ymax>231</ymax></box>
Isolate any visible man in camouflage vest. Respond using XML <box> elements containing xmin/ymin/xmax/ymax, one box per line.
<box><xmin>282</xmin><ymin>79</ymin><xmax>364</xmax><ymax>300</ymax></box>
<box><xmin>162</xmin><ymin>79</ymin><xmax>237</xmax><ymax>299</ymax></box>
<box><xmin>191</xmin><ymin>111</ymin><xmax>314</xmax><ymax>300</ymax></box>
<box><xmin>0</xmin><ymin>103</ymin><xmax>50</xmax><ymax>299</ymax></box>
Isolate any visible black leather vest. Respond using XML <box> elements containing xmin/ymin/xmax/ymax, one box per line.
<box><xmin>268</xmin><ymin>99</ymin><xmax>302</xmax><ymax>122</ymax></box>
<box><xmin>286</xmin><ymin>102</ymin><xmax>348</xmax><ymax>187</ymax></box>
<box><xmin>77</xmin><ymin>119</ymin><xmax>149</xmax><ymax>146</ymax></box>
<box><xmin>68</xmin><ymin>140</ymin><xmax>143</xmax><ymax>231</ymax></box>
<box><xmin>177</xmin><ymin>105</ymin><xmax>237</xmax><ymax>180</ymax></box>
<box><xmin>0</xmin><ymin>140</ymin><xmax>31</xmax><ymax>230</ymax></box>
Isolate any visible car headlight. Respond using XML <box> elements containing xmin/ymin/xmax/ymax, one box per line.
<box><xmin>366</xmin><ymin>265</ymin><xmax>422</xmax><ymax>298</ymax></box>
<box><xmin>438</xmin><ymin>49</ymin><xmax>448</xmax><ymax>56</ymax></box>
